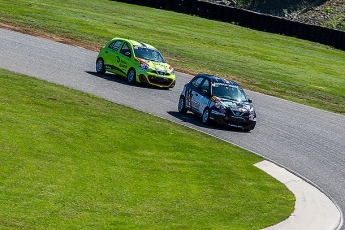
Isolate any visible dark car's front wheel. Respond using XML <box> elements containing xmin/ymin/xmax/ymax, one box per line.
<box><xmin>178</xmin><ymin>96</ymin><xmax>187</xmax><ymax>114</ymax></box>
<box><xmin>96</xmin><ymin>58</ymin><xmax>105</xmax><ymax>74</ymax></box>
<box><xmin>243</xmin><ymin>122</ymin><xmax>256</xmax><ymax>132</ymax></box>
<box><xmin>127</xmin><ymin>68</ymin><xmax>136</xmax><ymax>84</ymax></box>
<box><xmin>202</xmin><ymin>108</ymin><xmax>211</xmax><ymax>125</ymax></box>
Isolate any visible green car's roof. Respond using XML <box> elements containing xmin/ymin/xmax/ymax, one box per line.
<box><xmin>111</xmin><ymin>37</ymin><xmax>157</xmax><ymax>50</ymax></box>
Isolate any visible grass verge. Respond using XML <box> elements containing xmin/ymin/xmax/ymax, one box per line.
<box><xmin>0</xmin><ymin>0</ymin><xmax>344</xmax><ymax>114</ymax></box>
<box><xmin>0</xmin><ymin>69</ymin><xmax>294</xmax><ymax>229</ymax></box>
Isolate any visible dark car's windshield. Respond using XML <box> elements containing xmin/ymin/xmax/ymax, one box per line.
<box><xmin>133</xmin><ymin>46</ymin><xmax>165</xmax><ymax>63</ymax></box>
<box><xmin>211</xmin><ymin>83</ymin><xmax>247</xmax><ymax>101</ymax></box>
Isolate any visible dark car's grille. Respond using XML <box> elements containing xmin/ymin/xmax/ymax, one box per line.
<box><xmin>148</xmin><ymin>75</ymin><xmax>174</xmax><ymax>86</ymax></box>
<box><xmin>230</xmin><ymin>110</ymin><xmax>250</xmax><ymax>117</ymax></box>
<box><xmin>214</xmin><ymin>114</ymin><xmax>252</xmax><ymax>126</ymax></box>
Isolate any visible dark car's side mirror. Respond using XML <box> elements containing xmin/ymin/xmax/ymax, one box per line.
<box><xmin>248</xmin><ymin>99</ymin><xmax>253</xmax><ymax>103</ymax></box>
<box><xmin>201</xmin><ymin>89</ymin><xmax>209</xmax><ymax>96</ymax></box>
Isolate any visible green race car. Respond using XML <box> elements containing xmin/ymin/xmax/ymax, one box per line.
<box><xmin>96</xmin><ymin>38</ymin><xmax>176</xmax><ymax>88</ymax></box>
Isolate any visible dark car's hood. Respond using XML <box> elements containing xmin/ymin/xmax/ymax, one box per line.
<box><xmin>217</xmin><ymin>98</ymin><xmax>252</xmax><ymax>112</ymax></box>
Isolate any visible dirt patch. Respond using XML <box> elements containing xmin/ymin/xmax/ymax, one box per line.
<box><xmin>0</xmin><ymin>22</ymin><xmax>100</xmax><ymax>52</ymax></box>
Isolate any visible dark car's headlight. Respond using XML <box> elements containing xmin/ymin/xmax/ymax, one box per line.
<box><xmin>249</xmin><ymin>105</ymin><xmax>255</xmax><ymax>114</ymax></box>
<box><xmin>214</xmin><ymin>102</ymin><xmax>225</xmax><ymax>109</ymax></box>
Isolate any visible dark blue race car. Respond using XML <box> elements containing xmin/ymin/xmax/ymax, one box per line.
<box><xmin>178</xmin><ymin>74</ymin><xmax>256</xmax><ymax>131</ymax></box>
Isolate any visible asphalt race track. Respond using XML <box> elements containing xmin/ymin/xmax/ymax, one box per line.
<box><xmin>1</xmin><ymin>28</ymin><xmax>345</xmax><ymax>229</ymax></box>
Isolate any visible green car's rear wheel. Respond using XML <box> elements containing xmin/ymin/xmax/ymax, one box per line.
<box><xmin>127</xmin><ymin>68</ymin><xmax>136</xmax><ymax>84</ymax></box>
<box><xmin>96</xmin><ymin>58</ymin><xmax>105</xmax><ymax>74</ymax></box>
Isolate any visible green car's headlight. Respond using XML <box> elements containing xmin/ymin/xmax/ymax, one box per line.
<box><xmin>169</xmin><ymin>65</ymin><xmax>175</xmax><ymax>74</ymax></box>
<box><xmin>136</xmin><ymin>58</ymin><xmax>150</xmax><ymax>70</ymax></box>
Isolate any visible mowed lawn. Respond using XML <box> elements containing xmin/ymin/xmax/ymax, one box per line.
<box><xmin>0</xmin><ymin>70</ymin><xmax>294</xmax><ymax>229</ymax></box>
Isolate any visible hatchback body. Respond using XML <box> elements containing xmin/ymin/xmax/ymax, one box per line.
<box><xmin>178</xmin><ymin>74</ymin><xmax>256</xmax><ymax>131</ymax></box>
<box><xmin>96</xmin><ymin>38</ymin><xmax>175</xmax><ymax>88</ymax></box>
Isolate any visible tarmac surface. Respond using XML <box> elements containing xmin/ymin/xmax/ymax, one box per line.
<box><xmin>256</xmin><ymin>160</ymin><xmax>342</xmax><ymax>230</ymax></box>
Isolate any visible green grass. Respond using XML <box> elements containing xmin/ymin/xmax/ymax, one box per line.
<box><xmin>0</xmin><ymin>0</ymin><xmax>345</xmax><ymax>114</ymax></box>
<box><xmin>0</xmin><ymin>69</ymin><xmax>294</xmax><ymax>229</ymax></box>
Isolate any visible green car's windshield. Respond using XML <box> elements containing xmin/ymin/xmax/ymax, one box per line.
<box><xmin>133</xmin><ymin>46</ymin><xmax>165</xmax><ymax>63</ymax></box>
<box><xmin>212</xmin><ymin>83</ymin><xmax>247</xmax><ymax>101</ymax></box>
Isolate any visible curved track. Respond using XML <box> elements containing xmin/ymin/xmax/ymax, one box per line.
<box><xmin>1</xmin><ymin>28</ymin><xmax>344</xmax><ymax>229</ymax></box>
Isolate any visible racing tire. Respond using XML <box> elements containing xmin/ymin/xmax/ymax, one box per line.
<box><xmin>96</xmin><ymin>58</ymin><xmax>105</xmax><ymax>74</ymax></box>
<box><xmin>243</xmin><ymin>122</ymin><xmax>256</xmax><ymax>132</ymax></box>
<box><xmin>178</xmin><ymin>96</ymin><xmax>187</xmax><ymax>114</ymax></box>
<box><xmin>202</xmin><ymin>108</ymin><xmax>211</xmax><ymax>125</ymax></box>
<box><xmin>169</xmin><ymin>80</ymin><xmax>176</xmax><ymax>89</ymax></box>
<box><xmin>127</xmin><ymin>68</ymin><xmax>136</xmax><ymax>84</ymax></box>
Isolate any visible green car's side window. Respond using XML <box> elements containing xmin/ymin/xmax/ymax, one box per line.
<box><xmin>108</xmin><ymin>40</ymin><xmax>122</xmax><ymax>51</ymax></box>
<box><xmin>120</xmin><ymin>42</ymin><xmax>131</xmax><ymax>57</ymax></box>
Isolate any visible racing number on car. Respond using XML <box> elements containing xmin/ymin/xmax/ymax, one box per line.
<box><xmin>185</xmin><ymin>88</ymin><xmax>193</xmax><ymax>108</ymax></box>
<box><xmin>119</xmin><ymin>60</ymin><xmax>127</xmax><ymax>70</ymax></box>
<box><xmin>116</xmin><ymin>56</ymin><xmax>120</xmax><ymax>63</ymax></box>
<box><xmin>191</xmin><ymin>94</ymin><xmax>201</xmax><ymax>111</ymax></box>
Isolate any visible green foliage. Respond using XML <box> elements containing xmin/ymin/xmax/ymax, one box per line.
<box><xmin>325</xmin><ymin>6</ymin><xmax>333</xmax><ymax>13</ymax></box>
<box><xmin>0</xmin><ymin>69</ymin><xmax>294</xmax><ymax>229</ymax></box>
<box><xmin>283</xmin><ymin>8</ymin><xmax>288</xmax><ymax>17</ymax></box>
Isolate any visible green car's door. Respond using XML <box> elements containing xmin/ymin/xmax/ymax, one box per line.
<box><xmin>117</xmin><ymin>42</ymin><xmax>133</xmax><ymax>77</ymax></box>
<box><xmin>103</xmin><ymin>40</ymin><xmax>124</xmax><ymax>75</ymax></box>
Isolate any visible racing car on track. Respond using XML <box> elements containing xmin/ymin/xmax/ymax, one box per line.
<box><xmin>178</xmin><ymin>74</ymin><xmax>256</xmax><ymax>131</ymax></box>
<box><xmin>96</xmin><ymin>37</ymin><xmax>175</xmax><ymax>88</ymax></box>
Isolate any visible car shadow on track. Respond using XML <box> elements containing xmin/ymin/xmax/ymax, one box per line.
<box><xmin>85</xmin><ymin>71</ymin><xmax>170</xmax><ymax>90</ymax></box>
<box><xmin>167</xmin><ymin>111</ymin><xmax>248</xmax><ymax>133</ymax></box>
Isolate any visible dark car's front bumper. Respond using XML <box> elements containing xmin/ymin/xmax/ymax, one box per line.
<box><xmin>210</xmin><ymin>110</ymin><xmax>256</xmax><ymax>130</ymax></box>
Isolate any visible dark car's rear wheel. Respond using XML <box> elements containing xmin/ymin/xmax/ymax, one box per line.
<box><xmin>96</xmin><ymin>58</ymin><xmax>105</xmax><ymax>74</ymax></box>
<box><xmin>202</xmin><ymin>108</ymin><xmax>211</xmax><ymax>125</ymax></box>
<box><xmin>178</xmin><ymin>96</ymin><xmax>187</xmax><ymax>114</ymax></box>
<box><xmin>127</xmin><ymin>68</ymin><xmax>136</xmax><ymax>84</ymax></box>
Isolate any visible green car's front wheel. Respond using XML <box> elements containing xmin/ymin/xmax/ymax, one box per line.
<box><xmin>96</xmin><ymin>58</ymin><xmax>105</xmax><ymax>74</ymax></box>
<box><xmin>127</xmin><ymin>68</ymin><xmax>136</xmax><ymax>84</ymax></box>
